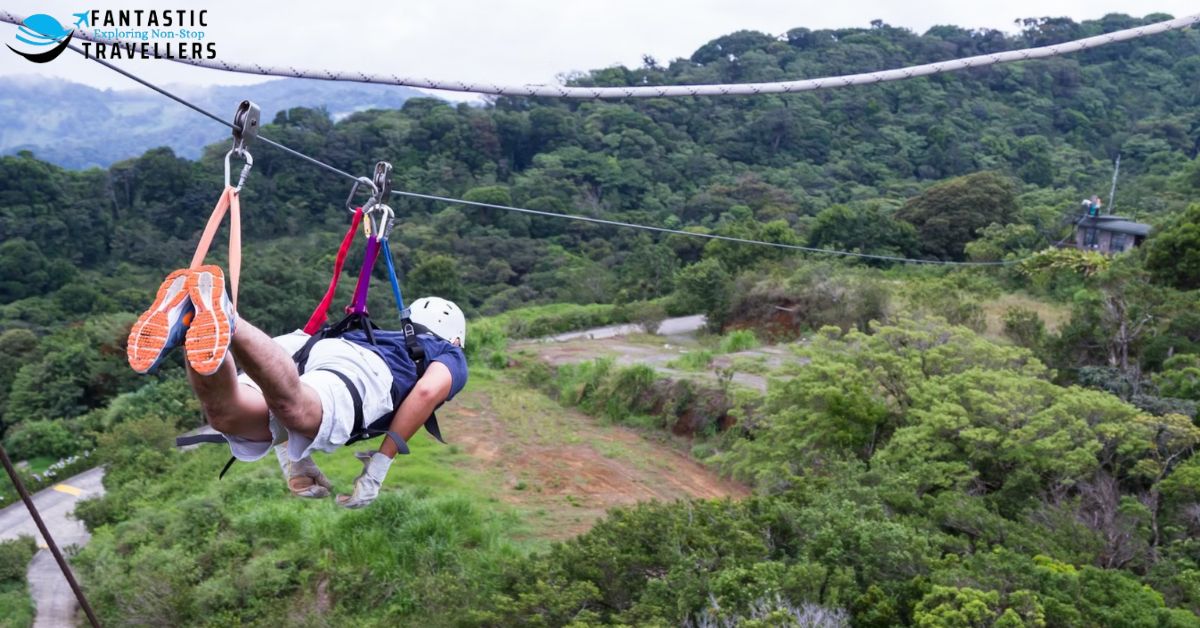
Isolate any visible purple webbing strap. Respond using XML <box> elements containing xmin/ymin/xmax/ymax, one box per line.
<box><xmin>349</xmin><ymin>236</ymin><xmax>381</xmax><ymax>314</ymax></box>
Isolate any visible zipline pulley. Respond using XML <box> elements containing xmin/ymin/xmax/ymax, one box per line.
<box><xmin>367</xmin><ymin>161</ymin><xmax>394</xmax><ymax>239</ymax></box>
<box><xmin>225</xmin><ymin>100</ymin><xmax>260</xmax><ymax>191</ymax></box>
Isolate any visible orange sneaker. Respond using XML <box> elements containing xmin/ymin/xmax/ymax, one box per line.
<box><xmin>127</xmin><ymin>269</ymin><xmax>194</xmax><ymax>374</ymax></box>
<box><xmin>185</xmin><ymin>265</ymin><xmax>236</xmax><ymax>376</ymax></box>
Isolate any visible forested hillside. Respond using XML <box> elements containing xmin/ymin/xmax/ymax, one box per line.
<box><xmin>2</xmin><ymin>11</ymin><xmax>1200</xmax><ymax>626</ymax></box>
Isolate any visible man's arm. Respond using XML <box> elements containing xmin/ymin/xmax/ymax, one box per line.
<box><xmin>336</xmin><ymin>360</ymin><xmax>456</xmax><ymax>508</ymax></box>
<box><xmin>378</xmin><ymin>361</ymin><xmax>454</xmax><ymax>458</ymax></box>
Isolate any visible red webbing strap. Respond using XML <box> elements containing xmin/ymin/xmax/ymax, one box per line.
<box><xmin>189</xmin><ymin>186</ymin><xmax>241</xmax><ymax>310</ymax></box>
<box><xmin>303</xmin><ymin>208</ymin><xmax>365</xmax><ymax>334</ymax></box>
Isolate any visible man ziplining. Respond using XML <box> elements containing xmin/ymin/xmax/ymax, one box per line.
<box><xmin>126</xmin><ymin>264</ymin><xmax>468</xmax><ymax>508</ymax></box>
<box><xmin>121</xmin><ymin>123</ymin><xmax>467</xmax><ymax>509</ymax></box>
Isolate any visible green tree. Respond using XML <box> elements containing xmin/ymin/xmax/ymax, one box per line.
<box><xmin>898</xmin><ymin>172</ymin><xmax>1018</xmax><ymax>261</ymax></box>
<box><xmin>4</xmin><ymin>314</ymin><xmax>139</xmax><ymax>425</ymax></box>
<box><xmin>1154</xmin><ymin>355</ymin><xmax>1200</xmax><ymax>401</ymax></box>
<box><xmin>0</xmin><ymin>238</ymin><xmax>50</xmax><ymax>303</ymax></box>
<box><xmin>702</xmin><ymin>205</ymin><xmax>799</xmax><ymax>271</ymax></box>
<box><xmin>0</xmin><ymin>328</ymin><xmax>38</xmax><ymax>427</ymax></box>
<box><xmin>3</xmin><ymin>420</ymin><xmax>78</xmax><ymax>460</ymax></box>
<box><xmin>807</xmin><ymin>203</ymin><xmax>918</xmax><ymax>259</ymax></box>
<box><xmin>407</xmin><ymin>254</ymin><xmax>467</xmax><ymax>306</ymax></box>
<box><xmin>672</xmin><ymin>258</ymin><xmax>732</xmax><ymax>331</ymax></box>
<box><xmin>1145</xmin><ymin>204</ymin><xmax>1200</xmax><ymax>290</ymax></box>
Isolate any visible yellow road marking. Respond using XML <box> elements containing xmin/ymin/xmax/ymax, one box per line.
<box><xmin>52</xmin><ymin>484</ymin><xmax>83</xmax><ymax>497</ymax></box>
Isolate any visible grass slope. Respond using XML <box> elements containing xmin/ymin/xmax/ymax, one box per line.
<box><xmin>72</xmin><ymin>367</ymin><xmax>742</xmax><ymax>625</ymax></box>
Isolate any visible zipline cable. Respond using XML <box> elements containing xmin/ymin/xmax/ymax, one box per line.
<box><xmin>1</xmin><ymin>10</ymin><xmax>1196</xmax><ymax>98</ymax></box>
<box><xmin>59</xmin><ymin>38</ymin><xmax>1025</xmax><ymax>266</ymax></box>
<box><xmin>385</xmin><ymin>188</ymin><xmax>1020</xmax><ymax>266</ymax></box>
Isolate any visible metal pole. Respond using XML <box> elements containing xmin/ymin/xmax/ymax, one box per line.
<box><xmin>0</xmin><ymin>445</ymin><xmax>101</xmax><ymax>628</ymax></box>
<box><xmin>1108</xmin><ymin>153</ymin><xmax>1121</xmax><ymax>214</ymax></box>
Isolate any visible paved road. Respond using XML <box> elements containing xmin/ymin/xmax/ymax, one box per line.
<box><xmin>0</xmin><ymin>466</ymin><xmax>105</xmax><ymax>628</ymax></box>
<box><xmin>547</xmin><ymin>314</ymin><xmax>706</xmax><ymax>342</ymax></box>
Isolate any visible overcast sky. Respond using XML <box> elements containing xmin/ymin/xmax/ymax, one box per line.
<box><xmin>0</xmin><ymin>1</ymin><xmax>1193</xmax><ymax>99</ymax></box>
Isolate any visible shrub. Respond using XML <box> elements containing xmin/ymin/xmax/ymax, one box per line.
<box><xmin>0</xmin><ymin>536</ymin><xmax>36</xmax><ymax>628</ymax></box>
<box><xmin>1003</xmin><ymin>306</ymin><xmax>1047</xmax><ymax>349</ymax></box>
<box><xmin>94</xmin><ymin>415</ymin><xmax>180</xmax><ymax>487</ymax></box>
<box><xmin>0</xmin><ymin>536</ymin><xmax>36</xmax><ymax>583</ymax></box>
<box><xmin>535</xmin><ymin>358</ymin><xmax>739</xmax><ymax>436</ymax></box>
<box><xmin>464</xmin><ymin>320</ymin><xmax>509</xmax><ymax>369</ymax></box>
<box><xmin>727</xmin><ymin>264</ymin><xmax>891</xmax><ymax>339</ymax></box>
<box><xmin>485</xmin><ymin>302</ymin><xmax>633</xmax><ymax>339</ymax></box>
<box><xmin>669</xmin><ymin>350</ymin><xmax>715</xmax><ymax>371</ymax></box>
<box><xmin>905</xmin><ymin>280</ymin><xmax>986</xmax><ymax>332</ymax></box>
<box><xmin>719</xmin><ymin>329</ymin><xmax>759</xmax><ymax>354</ymax></box>
<box><xmin>3</xmin><ymin>420</ymin><xmax>79</xmax><ymax>461</ymax></box>
<box><xmin>628</xmin><ymin>300</ymin><xmax>667</xmax><ymax>335</ymax></box>
<box><xmin>674</xmin><ymin>259</ymin><xmax>733</xmax><ymax>331</ymax></box>
<box><xmin>1154</xmin><ymin>354</ymin><xmax>1200</xmax><ymax>401</ymax></box>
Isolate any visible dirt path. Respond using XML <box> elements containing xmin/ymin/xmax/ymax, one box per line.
<box><xmin>439</xmin><ymin>375</ymin><xmax>748</xmax><ymax>541</ymax></box>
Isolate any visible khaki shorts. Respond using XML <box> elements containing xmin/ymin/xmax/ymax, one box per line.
<box><xmin>220</xmin><ymin>331</ymin><xmax>395</xmax><ymax>462</ymax></box>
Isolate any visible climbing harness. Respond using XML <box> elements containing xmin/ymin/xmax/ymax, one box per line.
<box><xmin>180</xmin><ymin>160</ymin><xmax>444</xmax><ymax>476</ymax></box>
<box><xmin>291</xmin><ymin>161</ymin><xmax>445</xmax><ymax>455</ymax></box>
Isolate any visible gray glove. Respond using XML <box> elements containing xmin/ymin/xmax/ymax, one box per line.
<box><xmin>275</xmin><ymin>444</ymin><xmax>332</xmax><ymax>498</ymax></box>
<box><xmin>337</xmin><ymin>451</ymin><xmax>393</xmax><ymax>509</ymax></box>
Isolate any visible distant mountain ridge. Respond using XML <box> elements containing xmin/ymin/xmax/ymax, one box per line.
<box><xmin>0</xmin><ymin>77</ymin><xmax>433</xmax><ymax>169</ymax></box>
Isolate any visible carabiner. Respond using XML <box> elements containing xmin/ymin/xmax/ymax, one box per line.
<box><xmin>224</xmin><ymin>148</ymin><xmax>254</xmax><ymax>192</ymax></box>
<box><xmin>345</xmin><ymin>176</ymin><xmax>379</xmax><ymax>215</ymax></box>
<box><xmin>370</xmin><ymin>204</ymin><xmax>395</xmax><ymax>241</ymax></box>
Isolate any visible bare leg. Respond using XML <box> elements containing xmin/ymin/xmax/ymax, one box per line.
<box><xmin>228</xmin><ymin>318</ymin><xmax>323</xmax><ymax>439</ymax></box>
<box><xmin>186</xmin><ymin>351</ymin><xmax>272</xmax><ymax>441</ymax></box>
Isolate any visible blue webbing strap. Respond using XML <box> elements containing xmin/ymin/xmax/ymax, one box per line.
<box><xmin>381</xmin><ymin>238</ymin><xmax>405</xmax><ymax>317</ymax></box>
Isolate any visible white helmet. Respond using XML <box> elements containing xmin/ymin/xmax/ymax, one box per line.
<box><xmin>409</xmin><ymin>297</ymin><xmax>466</xmax><ymax>347</ymax></box>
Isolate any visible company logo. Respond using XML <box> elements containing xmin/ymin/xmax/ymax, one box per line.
<box><xmin>7</xmin><ymin>14</ymin><xmax>74</xmax><ymax>63</ymax></box>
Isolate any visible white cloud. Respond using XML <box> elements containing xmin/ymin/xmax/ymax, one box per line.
<box><xmin>0</xmin><ymin>0</ymin><xmax>1191</xmax><ymax>93</ymax></box>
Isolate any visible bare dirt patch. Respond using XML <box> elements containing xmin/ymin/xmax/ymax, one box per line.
<box><xmin>440</xmin><ymin>374</ymin><xmax>748</xmax><ymax>541</ymax></box>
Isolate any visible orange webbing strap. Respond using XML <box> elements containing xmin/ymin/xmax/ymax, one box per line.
<box><xmin>303</xmin><ymin>208</ymin><xmax>365</xmax><ymax>335</ymax></box>
<box><xmin>189</xmin><ymin>185</ymin><xmax>242</xmax><ymax>310</ymax></box>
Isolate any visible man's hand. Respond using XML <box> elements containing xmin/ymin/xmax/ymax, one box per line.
<box><xmin>276</xmin><ymin>445</ymin><xmax>333</xmax><ymax>498</ymax></box>
<box><xmin>337</xmin><ymin>451</ymin><xmax>393</xmax><ymax>508</ymax></box>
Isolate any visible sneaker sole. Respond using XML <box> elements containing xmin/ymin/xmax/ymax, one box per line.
<box><xmin>185</xmin><ymin>266</ymin><xmax>232</xmax><ymax>376</ymax></box>
<box><xmin>127</xmin><ymin>269</ymin><xmax>192</xmax><ymax>374</ymax></box>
